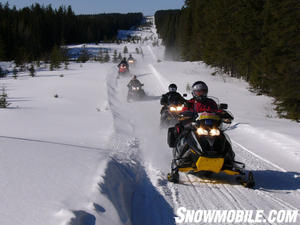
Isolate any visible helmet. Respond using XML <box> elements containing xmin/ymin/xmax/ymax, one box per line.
<box><xmin>168</xmin><ymin>83</ymin><xmax>177</xmax><ymax>92</ymax></box>
<box><xmin>192</xmin><ymin>81</ymin><xmax>208</xmax><ymax>100</ymax></box>
<box><xmin>133</xmin><ymin>75</ymin><xmax>137</xmax><ymax>79</ymax></box>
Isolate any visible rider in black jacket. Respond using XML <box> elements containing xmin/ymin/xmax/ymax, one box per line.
<box><xmin>160</xmin><ymin>84</ymin><xmax>185</xmax><ymax>106</ymax></box>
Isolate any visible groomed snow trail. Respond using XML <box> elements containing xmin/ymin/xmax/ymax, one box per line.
<box><xmin>99</xmin><ymin>27</ymin><xmax>299</xmax><ymax>224</ymax></box>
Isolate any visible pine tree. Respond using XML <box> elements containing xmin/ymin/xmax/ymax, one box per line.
<box><xmin>113</xmin><ymin>50</ymin><xmax>118</xmax><ymax>62</ymax></box>
<box><xmin>0</xmin><ymin>35</ymin><xmax>4</xmax><ymax>60</ymax></box>
<box><xmin>0</xmin><ymin>87</ymin><xmax>10</xmax><ymax>108</ymax></box>
<box><xmin>104</xmin><ymin>51</ymin><xmax>110</xmax><ymax>62</ymax></box>
<box><xmin>77</xmin><ymin>47</ymin><xmax>90</xmax><ymax>63</ymax></box>
<box><xmin>29</xmin><ymin>64</ymin><xmax>35</xmax><ymax>77</ymax></box>
<box><xmin>118</xmin><ymin>52</ymin><xmax>122</xmax><ymax>60</ymax></box>
<box><xmin>50</xmin><ymin>45</ymin><xmax>62</xmax><ymax>70</ymax></box>
<box><xmin>98</xmin><ymin>49</ymin><xmax>104</xmax><ymax>63</ymax></box>
<box><xmin>135</xmin><ymin>48</ymin><xmax>140</xmax><ymax>54</ymax></box>
<box><xmin>13</xmin><ymin>67</ymin><xmax>18</xmax><ymax>79</ymax></box>
<box><xmin>123</xmin><ymin>46</ymin><xmax>128</xmax><ymax>54</ymax></box>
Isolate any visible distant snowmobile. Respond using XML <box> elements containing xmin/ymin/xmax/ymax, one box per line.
<box><xmin>118</xmin><ymin>58</ymin><xmax>130</xmax><ymax>75</ymax></box>
<box><xmin>167</xmin><ymin>103</ymin><xmax>255</xmax><ymax>188</ymax></box>
<box><xmin>127</xmin><ymin>84</ymin><xmax>145</xmax><ymax>102</ymax></box>
<box><xmin>128</xmin><ymin>54</ymin><xmax>136</xmax><ymax>66</ymax></box>
<box><xmin>127</xmin><ymin>76</ymin><xmax>146</xmax><ymax>102</ymax></box>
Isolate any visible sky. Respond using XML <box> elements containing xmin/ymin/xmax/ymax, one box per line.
<box><xmin>1</xmin><ymin>0</ymin><xmax>185</xmax><ymax>15</ymax></box>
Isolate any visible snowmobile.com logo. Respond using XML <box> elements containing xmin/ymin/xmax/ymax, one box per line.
<box><xmin>175</xmin><ymin>208</ymin><xmax>299</xmax><ymax>224</ymax></box>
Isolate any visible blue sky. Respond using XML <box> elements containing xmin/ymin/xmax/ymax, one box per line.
<box><xmin>1</xmin><ymin>0</ymin><xmax>185</xmax><ymax>15</ymax></box>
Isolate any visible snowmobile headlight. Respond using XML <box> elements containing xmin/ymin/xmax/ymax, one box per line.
<box><xmin>136</xmin><ymin>87</ymin><xmax>140</xmax><ymax>90</ymax></box>
<box><xmin>132</xmin><ymin>87</ymin><xmax>136</xmax><ymax>90</ymax></box>
<box><xmin>170</xmin><ymin>106</ymin><xmax>177</xmax><ymax>112</ymax></box>
<box><xmin>196</xmin><ymin>127</ymin><xmax>209</xmax><ymax>136</ymax></box>
<box><xmin>210</xmin><ymin>128</ymin><xmax>220</xmax><ymax>136</ymax></box>
<box><xmin>176</xmin><ymin>106</ymin><xmax>183</xmax><ymax>111</ymax></box>
<box><xmin>129</xmin><ymin>60</ymin><xmax>134</xmax><ymax>63</ymax></box>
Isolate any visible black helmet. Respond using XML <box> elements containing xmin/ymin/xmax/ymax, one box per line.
<box><xmin>133</xmin><ymin>75</ymin><xmax>137</xmax><ymax>79</ymax></box>
<box><xmin>192</xmin><ymin>81</ymin><xmax>208</xmax><ymax>100</ymax></box>
<box><xmin>168</xmin><ymin>83</ymin><xmax>177</xmax><ymax>92</ymax></box>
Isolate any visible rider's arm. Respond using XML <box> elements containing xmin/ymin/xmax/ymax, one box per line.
<box><xmin>160</xmin><ymin>94</ymin><xmax>167</xmax><ymax>105</ymax></box>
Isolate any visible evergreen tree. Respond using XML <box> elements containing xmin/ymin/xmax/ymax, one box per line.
<box><xmin>50</xmin><ymin>45</ymin><xmax>62</xmax><ymax>70</ymax></box>
<box><xmin>13</xmin><ymin>67</ymin><xmax>18</xmax><ymax>79</ymax></box>
<box><xmin>112</xmin><ymin>50</ymin><xmax>118</xmax><ymax>62</ymax></box>
<box><xmin>0</xmin><ymin>66</ymin><xmax>3</xmax><ymax>78</ymax></box>
<box><xmin>118</xmin><ymin>52</ymin><xmax>122</xmax><ymax>60</ymax></box>
<box><xmin>123</xmin><ymin>46</ymin><xmax>128</xmax><ymax>54</ymax></box>
<box><xmin>77</xmin><ymin>47</ymin><xmax>90</xmax><ymax>63</ymax></box>
<box><xmin>0</xmin><ymin>35</ymin><xmax>4</xmax><ymax>60</ymax></box>
<box><xmin>135</xmin><ymin>48</ymin><xmax>140</xmax><ymax>54</ymax></box>
<box><xmin>98</xmin><ymin>49</ymin><xmax>104</xmax><ymax>63</ymax></box>
<box><xmin>0</xmin><ymin>87</ymin><xmax>10</xmax><ymax>108</ymax></box>
<box><xmin>104</xmin><ymin>51</ymin><xmax>110</xmax><ymax>62</ymax></box>
<box><xmin>29</xmin><ymin>64</ymin><xmax>35</xmax><ymax>77</ymax></box>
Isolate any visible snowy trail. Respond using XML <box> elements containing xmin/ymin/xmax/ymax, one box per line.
<box><xmin>102</xmin><ymin>41</ymin><xmax>300</xmax><ymax>224</ymax></box>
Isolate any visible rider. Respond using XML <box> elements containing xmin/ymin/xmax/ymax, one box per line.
<box><xmin>128</xmin><ymin>54</ymin><xmax>134</xmax><ymax>60</ymax></box>
<box><xmin>161</xmin><ymin>84</ymin><xmax>186</xmax><ymax>106</ymax></box>
<box><xmin>160</xmin><ymin>83</ymin><xmax>186</xmax><ymax>114</ymax></box>
<box><xmin>127</xmin><ymin>75</ymin><xmax>143</xmax><ymax>89</ymax></box>
<box><xmin>183</xmin><ymin>81</ymin><xmax>218</xmax><ymax>113</ymax></box>
<box><xmin>118</xmin><ymin>57</ymin><xmax>128</xmax><ymax>68</ymax></box>
<box><xmin>169</xmin><ymin>81</ymin><xmax>235</xmax><ymax>180</ymax></box>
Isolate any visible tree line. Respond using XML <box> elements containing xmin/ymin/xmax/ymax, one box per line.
<box><xmin>154</xmin><ymin>0</ymin><xmax>300</xmax><ymax>121</ymax></box>
<box><xmin>0</xmin><ymin>3</ymin><xmax>143</xmax><ymax>63</ymax></box>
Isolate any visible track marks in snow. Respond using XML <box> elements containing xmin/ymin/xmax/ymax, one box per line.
<box><xmin>100</xmin><ymin>67</ymin><xmax>176</xmax><ymax>225</ymax></box>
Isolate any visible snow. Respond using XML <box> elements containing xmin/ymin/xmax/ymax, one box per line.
<box><xmin>0</xmin><ymin>16</ymin><xmax>299</xmax><ymax>225</ymax></box>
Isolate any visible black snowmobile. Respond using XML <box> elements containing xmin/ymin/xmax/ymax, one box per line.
<box><xmin>127</xmin><ymin>83</ymin><xmax>146</xmax><ymax>102</ymax></box>
<box><xmin>167</xmin><ymin>103</ymin><xmax>255</xmax><ymax>188</ymax></box>
<box><xmin>160</xmin><ymin>99</ymin><xmax>185</xmax><ymax>128</ymax></box>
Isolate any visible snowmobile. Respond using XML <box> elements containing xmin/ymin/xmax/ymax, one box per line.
<box><xmin>167</xmin><ymin>104</ymin><xmax>255</xmax><ymax>188</ymax></box>
<box><xmin>128</xmin><ymin>57</ymin><xmax>136</xmax><ymax>66</ymax></box>
<box><xmin>128</xmin><ymin>54</ymin><xmax>136</xmax><ymax>65</ymax></box>
<box><xmin>118</xmin><ymin>63</ymin><xmax>130</xmax><ymax>75</ymax></box>
<box><xmin>160</xmin><ymin>101</ymin><xmax>185</xmax><ymax>128</ymax></box>
<box><xmin>127</xmin><ymin>84</ymin><xmax>146</xmax><ymax>102</ymax></box>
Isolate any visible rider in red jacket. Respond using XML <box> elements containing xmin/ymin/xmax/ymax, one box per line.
<box><xmin>183</xmin><ymin>81</ymin><xmax>218</xmax><ymax>113</ymax></box>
